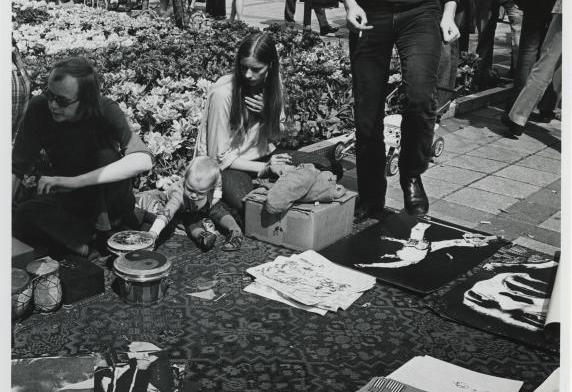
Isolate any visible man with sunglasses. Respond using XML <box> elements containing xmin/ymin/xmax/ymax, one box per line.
<box><xmin>12</xmin><ymin>57</ymin><xmax>154</xmax><ymax>258</ymax></box>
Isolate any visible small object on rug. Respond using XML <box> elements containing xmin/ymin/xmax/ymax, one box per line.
<box><xmin>187</xmin><ymin>288</ymin><xmax>216</xmax><ymax>300</ymax></box>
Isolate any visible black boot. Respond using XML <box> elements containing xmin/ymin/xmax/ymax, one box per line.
<box><xmin>400</xmin><ymin>175</ymin><xmax>429</xmax><ymax>216</ymax></box>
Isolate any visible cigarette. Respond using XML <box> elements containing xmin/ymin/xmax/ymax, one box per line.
<box><xmin>358</xmin><ymin>30</ymin><xmax>363</xmax><ymax>38</ymax></box>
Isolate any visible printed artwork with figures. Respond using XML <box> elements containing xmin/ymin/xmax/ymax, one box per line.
<box><xmin>247</xmin><ymin>251</ymin><xmax>375</xmax><ymax>308</ymax></box>
<box><xmin>429</xmin><ymin>245</ymin><xmax>560</xmax><ymax>350</ymax></box>
<box><xmin>319</xmin><ymin>212</ymin><xmax>508</xmax><ymax>294</ymax></box>
<box><xmin>254</xmin><ymin>257</ymin><xmax>351</xmax><ymax>299</ymax></box>
<box><xmin>355</xmin><ymin>222</ymin><xmax>500</xmax><ymax>269</ymax></box>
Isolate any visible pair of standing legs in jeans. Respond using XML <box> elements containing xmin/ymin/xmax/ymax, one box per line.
<box><xmin>284</xmin><ymin>0</ymin><xmax>337</xmax><ymax>35</ymax></box>
<box><xmin>475</xmin><ymin>0</ymin><xmax>522</xmax><ymax>88</ymax></box>
<box><xmin>510</xmin><ymin>1</ymin><xmax>559</xmax><ymax>119</ymax></box>
<box><xmin>349</xmin><ymin>2</ymin><xmax>442</xmax><ymax>217</ymax></box>
<box><xmin>508</xmin><ymin>12</ymin><xmax>561</xmax><ymax>128</ymax></box>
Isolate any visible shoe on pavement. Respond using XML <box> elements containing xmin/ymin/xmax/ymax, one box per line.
<box><xmin>400</xmin><ymin>175</ymin><xmax>429</xmax><ymax>216</ymax></box>
<box><xmin>500</xmin><ymin>112</ymin><xmax>524</xmax><ymax>138</ymax></box>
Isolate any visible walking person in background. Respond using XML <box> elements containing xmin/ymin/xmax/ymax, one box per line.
<box><xmin>474</xmin><ymin>0</ymin><xmax>522</xmax><ymax>89</ymax></box>
<box><xmin>508</xmin><ymin>0</ymin><xmax>557</xmax><ymax>122</ymax></box>
<box><xmin>230</xmin><ymin>0</ymin><xmax>244</xmax><ymax>21</ymax></box>
<box><xmin>343</xmin><ymin>0</ymin><xmax>459</xmax><ymax>221</ymax></box>
<box><xmin>502</xmin><ymin>0</ymin><xmax>561</xmax><ymax>138</ymax></box>
<box><xmin>284</xmin><ymin>0</ymin><xmax>339</xmax><ymax>36</ymax></box>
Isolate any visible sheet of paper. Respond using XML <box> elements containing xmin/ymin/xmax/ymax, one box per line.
<box><xmin>244</xmin><ymin>281</ymin><xmax>328</xmax><ymax>315</ymax></box>
<box><xmin>533</xmin><ymin>368</ymin><xmax>559</xmax><ymax>392</ymax></box>
<box><xmin>545</xmin><ymin>262</ymin><xmax>561</xmax><ymax>325</ymax></box>
<box><xmin>388</xmin><ymin>356</ymin><xmax>523</xmax><ymax>392</ymax></box>
<box><xmin>247</xmin><ymin>251</ymin><xmax>375</xmax><ymax>307</ymax></box>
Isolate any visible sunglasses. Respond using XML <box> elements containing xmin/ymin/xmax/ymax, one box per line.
<box><xmin>44</xmin><ymin>89</ymin><xmax>79</xmax><ymax>108</ymax></box>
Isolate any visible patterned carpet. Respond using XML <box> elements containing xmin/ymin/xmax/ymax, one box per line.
<box><xmin>12</xmin><ymin>222</ymin><xmax>559</xmax><ymax>392</ymax></box>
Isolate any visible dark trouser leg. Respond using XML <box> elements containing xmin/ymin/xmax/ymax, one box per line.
<box><xmin>284</xmin><ymin>0</ymin><xmax>296</xmax><ymax>22</ymax></box>
<box><xmin>92</xmin><ymin>149</ymin><xmax>137</xmax><ymax>231</ymax></box>
<box><xmin>475</xmin><ymin>0</ymin><xmax>499</xmax><ymax>88</ymax></box>
<box><xmin>502</xmin><ymin>1</ymin><xmax>522</xmax><ymax>74</ymax></box>
<box><xmin>508</xmin><ymin>13</ymin><xmax>561</xmax><ymax>126</ymax></box>
<box><xmin>13</xmin><ymin>195</ymin><xmax>95</xmax><ymax>256</ymax></box>
<box><xmin>395</xmin><ymin>4</ymin><xmax>442</xmax><ymax>177</ymax></box>
<box><xmin>221</xmin><ymin>169</ymin><xmax>255</xmax><ymax>215</ymax></box>
<box><xmin>209</xmin><ymin>202</ymin><xmax>241</xmax><ymax>233</ymax></box>
<box><xmin>349</xmin><ymin>12</ymin><xmax>393</xmax><ymax>210</ymax></box>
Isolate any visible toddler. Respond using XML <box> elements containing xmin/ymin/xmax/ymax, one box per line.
<box><xmin>147</xmin><ymin>156</ymin><xmax>243</xmax><ymax>251</ymax></box>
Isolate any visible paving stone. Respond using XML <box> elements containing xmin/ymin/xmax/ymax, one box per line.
<box><xmin>428</xmin><ymin>199</ymin><xmax>496</xmax><ymax>229</ymax></box>
<box><xmin>536</xmin><ymin>146</ymin><xmax>561</xmax><ymax>159</ymax></box>
<box><xmin>492</xmin><ymin>133</ymin><xmax>550</xmax><ymax>154</ymax></box>
<box><xmin>475</xmin><ymin>216</ymin><xmax>560</xmax><ymax>247</ymax></box>
<box><xmin>525</xmin><ymin>188</ymin><xmax>561</xmax><ymax>209</ymax></box>
<box><xmin>538</xmin><ymin>211</ymin><xmax>561</xmax><ymax>232</ymax></box>
<box><xmin>424</xmin><ymin>165</ymin><xmax>486</xmax><ymax>186</ymax></box>
<box><xmin>445</xmin><ymin>154</ymin><xmax>508</xmax><ymax>174</ymax></box>
<box><xmin>512</xmin><ymin>237</ymin><xmax>560</xmax><ymax>256</ymax></box>
<box><xmin>546</xmin><ymin>179</ymin><xmax>561</xmax><ymax>191</ymax></box>
<box><xmin>493</xmin><ymin>165</ymin><xmax>560</xmax><ymax>187</ymax></box>
<box><xmin>466</xmin><ymin>144</ymin><xmax>529</xmax><ymax>163</ymax></box>
<box><xmin>421</xmin><ymin>177</ymin><xmax>464</xmax><ymax>199</ymax></box>
<box><xmin>516</xmin><ymin>155</ymin><xmax>561</xmax><ymax>174</ymax></box>
<box><xmin>503</xmin><ymin>200</ymin><xmax>560</xmax><ymax>226</ymax></box>
<box><xmin>453</xmin><ymin>125</ymin><xmax>502</xmax><ymax>143</ymax></box>
<box><xmin>470</xmin><ymin>175</ymin><xmax>540</xmax><ymax>199</ymax></box>
<box><xmin>429</xmin><ymin>150</ymin><xmax>459</xmax><ymax>166</ymax></box>
<box><xmin>441</xmin><ymin>134</ymin><xmax>482</xmax><ymax>154</ymax></box>
<box><xmin>444</xmin><ymin>187</ymin><xmax>518</xmax><ymax>215</ymax></box>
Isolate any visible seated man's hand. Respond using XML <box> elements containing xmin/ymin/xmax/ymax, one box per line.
<box><xmin>37</xmin><ymin>175</ymin><xmax>79</xmax><ymax>194</ymax></box>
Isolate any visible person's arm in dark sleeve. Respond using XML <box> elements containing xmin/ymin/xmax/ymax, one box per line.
<box><xmin>36</xmin><ymin>99</ymin><xmax>154</xmax><ymax>194</ymax></box>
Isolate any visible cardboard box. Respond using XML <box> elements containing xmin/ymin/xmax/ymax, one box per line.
<box><xmin>245</xmin><ymin>191</ymin><xmax>357</xmax><ymax>251</ymax></box>
<box><xmin>12</xmin><ymin>237</ymin><xmax>34</xmax><ymax>270</ymax></box>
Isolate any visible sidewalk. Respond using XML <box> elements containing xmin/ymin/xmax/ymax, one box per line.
<box><xmin>216</xmin><ymin>0</ymin><xmax>562</xmax><ymax>255</ymax></box>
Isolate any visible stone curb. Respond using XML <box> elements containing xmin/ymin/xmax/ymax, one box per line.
<box><xmin>453</xmin><ymin>84</ymin><xmax>514</xmax><ymax>116</ymax></box>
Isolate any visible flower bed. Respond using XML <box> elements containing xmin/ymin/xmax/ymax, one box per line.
<box><xmin>13</xmin><ymin>0</ymin><xmax>476</xmax><ymax>190</ymax></box>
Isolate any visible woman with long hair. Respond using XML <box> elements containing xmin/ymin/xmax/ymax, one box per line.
<box><xmin>195</xmin><ymin>32</ymin><xmax>294</xmax><ymax>214</ymax></box>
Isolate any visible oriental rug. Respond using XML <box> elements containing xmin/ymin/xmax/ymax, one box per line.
<box><xmin>12</xmin><ymin>227</ymin><xmax>558</xmax><ymax>392</ymax></box>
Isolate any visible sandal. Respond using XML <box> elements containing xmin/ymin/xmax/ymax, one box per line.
<box><xmin>197</xmin><ymin>231</ymin><xmax>217</xmax><ymax>251</ymax></box>
<box><xmin>222</xmin><ymin>231</ymin><xmax>243</xmax><ymax>252</ymax></box>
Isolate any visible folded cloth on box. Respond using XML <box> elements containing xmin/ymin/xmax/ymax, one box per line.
<box><xmin>245</xmin><ymin>164</ymin><xmax>346</xmax><ymax>214</ymax></box>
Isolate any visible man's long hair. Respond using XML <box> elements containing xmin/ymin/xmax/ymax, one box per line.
<box><xmin>230</xmin><ymin>33</ymin><xmax>284</xmax><ymax>141</ymax></box>
<box><xmin>49</xmin><ymin>57</ymin><xmax>102</xmax><ymax>119</ymax></box>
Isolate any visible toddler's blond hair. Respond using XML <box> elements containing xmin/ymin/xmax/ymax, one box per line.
<box><xmin>184</xmin><ymin>156</ymin><xmax>221</xmax><ymax>189</ymax></box>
